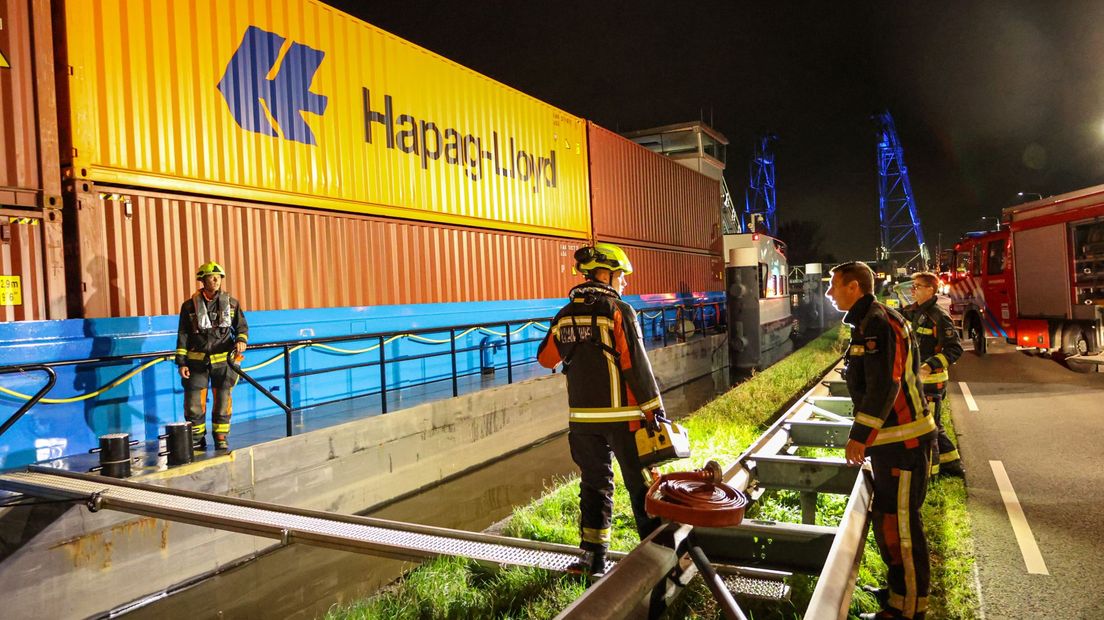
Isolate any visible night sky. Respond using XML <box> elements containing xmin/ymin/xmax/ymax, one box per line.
<box><xmin>333</xmin><ymin>0</ymin><xmax>1104</xmax><ymax>262</ymax></box>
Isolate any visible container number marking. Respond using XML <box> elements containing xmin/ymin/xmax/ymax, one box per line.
<box><xmin>0</xmin><ymin>275</ymin><xmax>22</xmax><ymax>306</ymax></box>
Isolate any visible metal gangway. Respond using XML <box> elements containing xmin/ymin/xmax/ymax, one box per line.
<box><xmin>0</xmin><ymin>366</ymin><xmax>871</xmax><ymax>619</ymax></box>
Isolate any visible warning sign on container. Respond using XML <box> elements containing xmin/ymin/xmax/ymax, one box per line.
<box><xmin>0</xmin><ymin>50</ymin><xmax>9</xmax><ymax>69</ymax></box>
<box><xmin>0</xmin><ymin>276</ymin><xmax>22</xmax><ymax>306</ymax></box>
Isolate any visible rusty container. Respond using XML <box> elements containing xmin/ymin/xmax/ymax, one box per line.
<box><xmin>587</xmin><ymin>122</ymin><xmax>721</xmax><ymax>254</ymax></box>
<box><xmin>615</xmin><ymin>243</ymin><xmax>723</xmax><ymax>296</ymax></box>
<box><xmin>0</xmin><ymin>0</ymin><xmax>65</xmax><ymax>320</ymax></box>
<box><xmin>71</xmin><ymin>185</ymin><xmax>593</xmax><ymax>317</ymax></box>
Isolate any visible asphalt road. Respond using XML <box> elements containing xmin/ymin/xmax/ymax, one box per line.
<box><xmin>948</xmin><ymin>344</ymin><xmax>1104</xmax><ymax>619</ymax></box>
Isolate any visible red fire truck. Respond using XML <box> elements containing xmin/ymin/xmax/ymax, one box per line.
<box><xmin>947</xmin><ymin>185</ymin><xmax>1104</xmax><ymax>371</ymax></box>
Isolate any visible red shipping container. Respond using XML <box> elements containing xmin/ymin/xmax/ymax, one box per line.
<box><xmin>587</xmin><ymin>122</ymin><xmax>722</xmax><ymax>255</ymax></box>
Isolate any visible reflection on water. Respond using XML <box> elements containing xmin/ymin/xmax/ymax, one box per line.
<box><xmin>121</xmin><ymin>372</ymin><xmax>724</xmax><ymax>619</ymax></box>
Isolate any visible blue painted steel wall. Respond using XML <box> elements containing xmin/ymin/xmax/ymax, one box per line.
<box><xmin>0</xmin><ymin>292</ymin><xmax>722</xmax><ymax>469</ymax></box>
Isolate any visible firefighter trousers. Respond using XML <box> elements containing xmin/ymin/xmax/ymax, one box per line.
<box><xmin>568</xmin><ymin>422</ymin><xmax>660</xmax><ymax>552</ymax></box>
<box><xmin>871</xmin><ymin>446</ymin><xmax>931</xmax><ymax>619</ymax></box>
<box><xmin>927</xmin><ymin>396</ymin><xmax>961</xmax><ymax>475</ymax></box>
<box><xmin>183</xmin><ymin>361</ymin><xmax>239</xmax><ymax>442</ymax></box>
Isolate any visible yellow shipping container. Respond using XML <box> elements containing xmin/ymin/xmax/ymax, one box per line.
<box><xmin>63</xmin><ymin>0</ymin><xmax>591</xmax><ymax>238</ymax></box>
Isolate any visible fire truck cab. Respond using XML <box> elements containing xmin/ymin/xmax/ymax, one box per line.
<box><xmin>948</xmin><ymin>186</ymin><xmax>1104</xmax><ymax>370</ymax></box>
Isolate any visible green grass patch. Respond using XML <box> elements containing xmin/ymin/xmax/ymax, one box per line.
<box><xmin>326</xmin><ymin>327</ymin><xmax>978</xmax><ymax>619</ymax></box>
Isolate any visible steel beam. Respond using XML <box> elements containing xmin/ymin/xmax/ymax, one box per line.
<box><xmin>806</xmin><ymin>467</ymin><xmax>874</xmax><ymax>619</ymax></box>
<box><xmin>787</xmin><ymin>421</ymin><xmax>852</xmax><ymax>448</ymax></box>
<box><xmin>753</xmin><ymin>454</ymin><xmax>859</xmax><ymax>495</ymax></box>
<box><xmin>693</xmin><ymin>520</ymin><xmax>837</xmax><ymax>574</ymax></box>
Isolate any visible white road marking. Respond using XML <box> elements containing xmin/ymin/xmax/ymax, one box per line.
<box><xmin>989</xmin><ymin>460</ymin><xmax>1049</xmax><ymax>575</ymax></box>
<box><xmin>959</xmin><ymin>381</ymin><xmax>979</xmax><ymax>411</ymax></box>
<box><xmin>973</xmin><ymin>562</ymin><xmax>988</xmax><ymax>620</ymax></box>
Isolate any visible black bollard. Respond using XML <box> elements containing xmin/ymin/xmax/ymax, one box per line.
<box><xmin>159</xmin><ymin>422</ymin><xmax>194</xmax><ymax>466</ymax></box>
<box><xmin>89</xmin><ymin>433</ymin><xmax>139</xmax><ymax>478</ymax></box>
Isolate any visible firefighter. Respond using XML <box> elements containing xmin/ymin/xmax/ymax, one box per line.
<box><xmin>536</xmin><ymin>243</ymin><xmax>663</xmax><ymax>577</ymax></box>
<box><xmin>176</xmin><ymin>262</ymin><xmax>249</xmax><ymax>451</ymax></box>
<box><xmin>827</xmin><ymin>261</ymin><xmax>937</xmax><ymax>620</ymax></box>
<box><xmin>902</xmin><ymin>272</ymin><xmax>965</xmax><ymax>477</ymax></box>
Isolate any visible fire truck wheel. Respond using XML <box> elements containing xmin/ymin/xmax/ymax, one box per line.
<box><xmin>969</xmin><ymin>315</ymin><xmax>987</xmax><ymax>356</ymax></box>
<box><xmin>1061</xmin><ymin>324</ymin><xmax>1093</xmax><ymax>373</ymax></box>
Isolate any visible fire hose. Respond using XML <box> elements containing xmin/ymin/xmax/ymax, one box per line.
<box><xmin>645</xmin><ymin>460</ymin><xmax>751</xmax><ymax>620</ymax></box>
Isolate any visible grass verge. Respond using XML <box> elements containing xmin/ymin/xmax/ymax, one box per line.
<box><xmin>325</xmin><ymin>327</ymin><xmax>978</xmax><ymax>619</ymax></box>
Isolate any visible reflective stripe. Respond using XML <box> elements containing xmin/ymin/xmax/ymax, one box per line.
<box><xmin>209</xmin><ymin>352</ymin><xmax>230</xmax><ymax>364</ymax></box>
<box><xmin>870</xmin><ymin>413</ymin><xmax>937</xmax><ymax>445</ymax></box>
<box><xmin>186</xmin><ymin>351</ymin><xmax>207</xmax><ymax>361</ymax></box>
<box><xmin>849</xmin><ymin>344</ymin><xmax>865</xmax><ymax>356</ymax></box>
<box><xmin>191</xmin><ymin>423</ymin><xmax>206</xmax><ymax>434</ymax></box>
<box><xmin>184</xmin><ymin>351</ymin><xmax>231</xmax><ymax>363</ymax></box>
<box><xmin>939</xmin><ymin>449</ymin><xmax>961</xmax><ymax>463</ymax></box>
<box><xmin>582</xmin><ymin>527</ymin><xmax>611</xmax><ymax>544</ymax></box>
<box><xmin>175</xmin><ymin>348</ymin><xmax>188</xmax><ymax>355</ymax></box>
<box><xmin>854</xmin><ymin>412</ymin><xmax>884</xmax><ymax>429</ymax></box>
<box><xmin>923</xmin><ymin>371</ymin><xmax>949</xmax><ymax>384</ymax></box>
<box><xmin>638</xmin><ymin>396</ymin><xmax>661</xmax><ymax>412</ymax></box>
<box><xmin>237</xmin><ymin>334</ymin><xmax>249</xmax><ymax>343</ymax></box>
<box><xmin>898</xmin><ymin>469</ymin><xmax>918</xmax><ymax>617</ymax></box>
<box><xmin>601</xmin><ymin>324</ymin><xmax>620</xmax><ymax>408</ymax></box>
<box><xmin>569</xmin><ymin>408</ymin><xmax>646</xmax><ymax>422</ymax></box>
<box><xmin>213</xmin><ymin>423</ymin><xmax>230</xmax><ymax>434</ymax></box>
<box><xmin>888</xmin><ymin>592</ymin><xmax>926</xmax><ymax>611</ymax></box>
<box><xmin>550</xmin><ymin>315</ymin><xmax>615</xmax><ymax>337</ymax></box>
<box><xmin>915</xmin><ymin>326</ymin><xmax>934</xmax><ymax>335</ymax></box>
<box><xmin>934</xmin><ymin>353</ymin><xmax>949</xmax><ymax>369</ymax></box>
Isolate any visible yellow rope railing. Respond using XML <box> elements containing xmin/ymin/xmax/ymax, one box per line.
<box><xmin>0</xmin><ymin>321</ymin><xmax>552</xmax><ymax>404</ymax></box>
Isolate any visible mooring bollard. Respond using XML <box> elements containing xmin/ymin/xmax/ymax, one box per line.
<box><xmin>89</xmin><ymin>433</ymin><xmax>140</xmax><ymax>478</ymax></box>
<box><xmin>158</xmin><ymin>422</ymin><xmax>194</xmax><ymax>466</ymax></box>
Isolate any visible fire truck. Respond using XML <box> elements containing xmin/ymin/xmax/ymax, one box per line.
<box><xmin>947</xmin><ymin>185</ymin><xmax>1104</xmax><ymax>371</ymax></box>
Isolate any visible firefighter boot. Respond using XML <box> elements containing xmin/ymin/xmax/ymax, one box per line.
<box><xmin>861</xmin><ymin>585</ymin><xmax>890</xmax><ymax>608</ymax></box>
<box><xmin>214</xmin><ymin>435</ymin><xmax>229</xmax><ymax>451</ymax></box>
<box><xmin>566</xmin><ymin>549</ymin><xmax>607</xmax><ymax>578</ymax></box>
<box><xmin>191</xmin><ymin>426</ymin><xmax>207</xmax><ymax>451</ymax></box>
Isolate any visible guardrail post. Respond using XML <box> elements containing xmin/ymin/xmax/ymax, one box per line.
<box><xmin>283</xmin><ymin>345</ymin><xmax>293</xmax><ymax>437</ymax></box>
<box><xmin>378</xmin><ymin>336</ymin><xmax>388</xmax><ymax>414</ymax></box>
<box><xmin>505</xmin><ymin>323</ymin><xmax>513</xmax><ymax>384</ymax></box>
<box><xmin>450</xmin><ymin>329</ymin><xmax>459</xmax><ymax>397</ymax></box>
<box><xmin>662</xmin><ymin>308</ymin><xmax>669</xmax><ymax>347</ymax></box>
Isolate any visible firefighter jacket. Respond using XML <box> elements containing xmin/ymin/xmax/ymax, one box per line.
<box><xmin>902</xmin><ymin>297</ymin><xmax>963</xmax><ymax>395</ymax></box>
<box><xmin>175</xmin><ymin>291</ymin><xmax>249</xmax><ymax>366</ymax></box>
<box><xmin>843</xmin><ymin>294</ymin><xmax>936</xmax><ymax>455</ymax></box>
<box><xmin>537</xmin><ymin>282</ymin><xmax>663</xmax><ymax>423</ymax></box>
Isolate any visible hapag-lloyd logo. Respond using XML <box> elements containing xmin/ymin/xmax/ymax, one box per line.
<box><xmin>218</xmin><ymin>26</ymin><xmax>328</xmax><ymax>145</ymax></box>
<box><xmin>219</xmin><ymin>25</ymin><xmax>559</xmax><ymax>193</ymax></box>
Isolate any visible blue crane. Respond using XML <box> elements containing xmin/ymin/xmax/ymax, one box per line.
<box><xmin>744</xmin><ymin>134</ymin><xmax>778</xmax><ymax>235</ymax></box>
<box><xmin>873</xmin><ymin>111</ymin><xmax>930</xmax><ymax>271</ymax></box>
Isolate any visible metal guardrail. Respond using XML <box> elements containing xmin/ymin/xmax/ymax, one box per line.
<box><xmin>0</xmin><ymin>302</ymin><xmax>724</xmax><ymax>443</ymax></box>
<box><xmin>558</xmin><ymin>361</ymin><xmax>872</xmax><ymax>620</ymax></box>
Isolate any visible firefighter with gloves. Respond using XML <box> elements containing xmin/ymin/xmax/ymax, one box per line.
<box><xmin>828</xmin><ymin>262</ymin><xmax>937</xmax><ymax>620</ymax></box>
<box><xmin>176</xmin><ymin>262</ymin><xmax>249</xmax><ymax>451</ymax></box>
<box><xmin>901</xmin><ymin>272</ymin><xmax>964</xmax><ymax>477</ymax></box>
<box><xmin>537</xmin><ymin>243</ymin><xmax>664</xmax><ymax>577</ymax></box>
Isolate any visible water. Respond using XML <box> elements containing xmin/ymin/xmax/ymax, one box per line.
<box><xmin>118</xmin><ymin>372</ymin><xmax>724</xmax><ymax>619</ymax></box>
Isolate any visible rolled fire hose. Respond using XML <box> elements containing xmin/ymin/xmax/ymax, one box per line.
<box><xmin>644</xmin><ymin>460</ymin><xmax>748</xmax><ymax>527</ymax></box>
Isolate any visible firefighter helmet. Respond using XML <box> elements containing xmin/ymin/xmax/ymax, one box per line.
<box><xmin>195</xmin><ymin>261</ymin><xmax>226</xmax><ymax>280</ymax></box>
<box><xmin>574</xmin><ymin>243</ymin><xmax>634</xmax><ymax>276</ymax></box>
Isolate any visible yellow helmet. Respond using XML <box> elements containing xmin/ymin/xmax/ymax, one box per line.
<box><xmin>574</xmin><ymin>243</ymin><xmax>633</xmax><ymax>276</ymax></box>
<box><xmin>195</xmin><ymin>261</ymin><xmax>226</xmax><ymax>280</ymax></box>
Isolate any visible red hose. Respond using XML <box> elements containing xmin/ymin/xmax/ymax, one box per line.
<box><xmin>644</xmin><ymin>461</ymin><xmax>748</xmax><ymax>527</ymax></box>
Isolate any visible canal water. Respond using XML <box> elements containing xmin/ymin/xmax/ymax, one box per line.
<box><xmin>118</xmin><ymin>372</ymin><xmax>725</xmax><ymax>619</ymax></box>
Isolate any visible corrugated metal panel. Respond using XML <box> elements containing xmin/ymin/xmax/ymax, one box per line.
<box><xmin>62</xmin><ymin>0</ymin><xmax>591</xmax><ymax>239</ymax></box>
<box><xmin>81</xmin><ymin>187</ymin><xmax>590</xmax><ymax>317</ymax></box>
<box><xmin>588</xmin><ymin>122</ymin><xmax>721</xmax><ymax>253</ymax></box>
<box><xmin>0</xmin><ymin>211</ymin><xmax>46</xmax><ymax>321</ymax></box>
<box><xmin>613</xmin><ymin>243</ymin><xmax>723</xmax><ymax>297</ymax></box>
<box><xmin>0</xmin><ymin>0</ymin><xmax>60</xmax><ymax>208</ymax></box>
